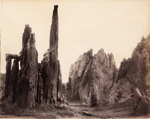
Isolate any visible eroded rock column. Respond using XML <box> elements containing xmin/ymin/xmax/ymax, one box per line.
<box><xmin>48</xmin><ymin>5</ymin><xmax>61</xmax><ymax>103</ymax></box>
<box><xmin>40</xmin><ymin>5</ymin><xmax>62</xmax><ymax>104</ymax></box>
<box><xmin>16</xmin><ymin>25</ymin><xmax>38</xmax><ymax>108</ymax></box>
<box><xmin>8</xmin><ymin>58</ymin><xmax>19</xmax><ymax>103</ymax></box>
<box><xmin>4</xmin><ymin>55</ymin><xmax>12</xmax><ymax>99</ymax></box>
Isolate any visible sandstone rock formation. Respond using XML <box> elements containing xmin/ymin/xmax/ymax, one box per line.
<box><xmin>69</xmin><ymin>49</ymin><xmax>93</xmax><ymax>101</ymax></box>
<box><xmin>4</xmin><ymin>55</ymin><xmax>12</xmax><ymax>99</ymax></box>
<box><xmin>108</xmin><ymin>34</ymin><xmax>150</xmax><ymax>114</ymax></box>
<box><xmin>40</xmin><ymin>5</ymin><xmax>62</xmax><ymax>104</ymax></box>
<box><xmin>7</xmin><ymin>58</ymin><xmax>19</xmax><ymax>103</ymax></box>
<box><xmin>68</xmin><ymin>49</ymin><xmax>118</xmax><ymax>106</ymax></box>
<box><xmin>91</xmin><ymin>49</ymin><xmax>118</xmax><ymax>106</ymax></box>
<box><xmin>36</xmin><ymin>63</ymin><xmax>43</xmax><ymax>104</ymax></box>
<box><xmin>2</xmin><ymin>5</ymin><xmax>62</xmax><ymax>108</ymax></box>
<box><xmin>0</xmin><ymin>73</ymin><xmax>5</xmax><ymax>100</ymax></box>
<box><xmin>69</xmin><ymin>34</ymin><xmax>150</xmax><ymax>114</ymax></box>
<box><xmin>16</xmin><ymin>25</ymin><xmax>38</xmax><ymax>108</ymax></box>
<box><xmin>3</xmin><ymin>25</ymin><xmax>38</xmax><ymax>108</ymax></box>
<box><xmin>49</xmin><ymin>5</ymin><xmax>61</xmax><ymax>103</ymax></box>
<box><xmin>4</xmin><ymin>54</ymin><xmax>20</xmax><ymax>102</ymax></box>
<box><xmin>50</xmin><ymin>5</ymin><xmax>59</xmax><ymax>57</ymax></box>
<box><xmin>41</xmin><ymin>49</ymin><xmax>50</xmax><ymax>103</ymax></box>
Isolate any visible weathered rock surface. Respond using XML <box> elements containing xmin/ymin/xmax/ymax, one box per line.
<box><xmin>4</xmin><ymin>55</ymin><xmax>12</xmax><ymax>99</ymax></box>
<box><xmin>41</xmin><ymin>51</ymin><xmax>62</xmax><ymax>104</ymax></box>
<box><xmin>41</xmin><ymin>49</ymin><xmax>50</xmax><ymax>103</ymax></box>
<box><xmin>40</xmin><ymin>5</ymin><xmax>62</xmax><ymax>104</ymax></box>
<box><xmin>57</xmin><ymin>61</ymin><xmax>62</xmax><ymax>99</ymax></box>
<box><xmin>50</xmin><ymin>5</ymin><xmax>59</xmax><ymax>57</ymax></box>
<box><xmin>49</xmin><ymin>5</ymin><xmax>61</xmax><ymax>103</ymax></box>
<box><xmin>109</xmin><ymin>34</ymin><xmax>150</xmax><ymax>114</ymax></box>
<box><xmin>0</xmin><ymin>73</ymin><xmax>5</xmax><ymax>100</ymax></box>
<box><xmin>16</xmin><ymin>25</ymin><xmax>38</xmax><ymax>108</ymax></box>
<box><xmin>7</xmin><ymin>58</ymin><xmax>19</xmax><ymax>103</ymax></box>
<box><xmin>2</xmin><ymin>5</ymin><xmax>62</xmax><ymax>108</ymax></box>
<box><xmin>91</xmin><ymin>49</ymin><xmax>118</xmax><ymax>106</ymax></box>
<box><xmin>3</xmin><ymin>25</ymin><xmax>38</xmax><ymax>108</ymax></box>
<box><xmin>69</xmin><ymin>49</ymin><xmax>93</xmax><ymax>101</ymax></box>
<box><xmin>69</xmin><ymin>34</ymin><xmax>150</xmax><ymax>113</ymax></box>
<box><xmin>36</xmin><ymin>63</ymin><xmax>43</xmax><ymax>104</ymax></box>
<box><xmin>68</xmin><ymin>49</ymin><xmax>118</xmax><ymax>106</ymax></box>
<box><xmin>4</xmin><ymin>54</ymin><xmax>20</xmax><ymax>101</ymax></box>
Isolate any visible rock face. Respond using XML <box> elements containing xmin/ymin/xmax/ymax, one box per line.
<box><xmin>0</xmin><ymin>73</ymin><xmax>5</xmax><ymax>100</ymax></box>
<box><xmin>16</xmin><ymin>25</ymin><xmax>38</xmax><ymax>108</ymax></box>
<box><xmin>50</xmin><ymin>5</ymin><xmax>59</xmax><ymax>57</ymax></box>
<box><xmin>68</xmin><ymin>49</ymin><xmax>118</xmax><ymax>106</ymax></box>
<box><xmin>4</xmin><ymin>54</ymin><xmax>20</xmax><ymax>102</ymax></box>
<box><xmin>36</xmin><ymin>63</ymin><xmax>43</xmax><ymax>104</ymax></box>
<box><xmin>3</xmin><ymin>25</ymin><xmax>38</xmax><ymax>108</ymax></box>
<box><xmin>4</xmin><ymin>55</ymin><xmax>12</xmax><ymax>99</ymax></box>
<box><xmin>57</xmin><ymin>61</ymin><xmax>62</xmax><ymax>100</ymax></box>
<box><xmin>2</xmin><ymin>5</ymin><xmax>62</xmax><ymax>108</ymax></box>
<box><xmin>91</xmin><ymin>49</ymin><xmax>118</xmax><ymax>106</ymax></box>
<box><xmin>41</xmin><ymin>49</ymin><xmax>50</xmax><ymax>103</ymax></box>
<box><xmin>69</xmin><ymin>49</ymin><xmax>93</xmax><ymax>101</ymax></box>
<box><xmin>69</xmin><ymin>34</ymin><xmax>150</xmax><ymax>113</ymax></box>
<box><xmin>8</xmin><ymin>58</ymin><xmax>19</xmax><ymax>103</ymax></box>
<box><xmin>109</xmin><ymin>34</ymin><xmax>150</xmax><ymax>114</ymax></box>
<box><xmin>49</xmin><ymin>5</ymin><xmax>61</xmax><ymax>103</ymax></box>
<box><xmin>40</xmin><ymin>5</ymin><xmax>62</xmax><ymax>104</ymax></box>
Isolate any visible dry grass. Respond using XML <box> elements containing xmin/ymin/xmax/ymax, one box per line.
<box><xmin>0</xmin><ymin>101</ymin><xmax>76</xmax><ymax>118</ymax></box>
<box><xmin>0</xmin><ymin>100</ymin><xmax>148</xmax><ymax>118</ymax></box>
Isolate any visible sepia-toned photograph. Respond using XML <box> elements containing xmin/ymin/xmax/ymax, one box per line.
<box><xmin>0</xmin><ymin>0</ymin><xmax>150</xmax><ymax>118</ymax></box>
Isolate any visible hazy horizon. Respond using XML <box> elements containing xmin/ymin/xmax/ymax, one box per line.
<box><xmin>1</xmin><ymin>0</ymin><xmax>150</xmax><ymax>83</ymax></box>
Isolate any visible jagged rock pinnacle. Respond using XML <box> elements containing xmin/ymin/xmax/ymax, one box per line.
<box><xmin>53</xmin><ymin>5</ymin><xmax>58</xmax><ymax>15</ymax></box>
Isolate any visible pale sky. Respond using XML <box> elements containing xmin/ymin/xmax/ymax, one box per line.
<box><xmin>1</xmin><ymin>0</ymin><xmax>150</xmax><ymax>83</ymax></box>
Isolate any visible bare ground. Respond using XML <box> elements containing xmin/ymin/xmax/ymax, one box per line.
<box><xmin>0</xmin><ymin>100</ymin><xmax>148</xmax><ymax>118</ymax></box>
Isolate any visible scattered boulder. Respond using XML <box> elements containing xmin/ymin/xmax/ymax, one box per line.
<box><xmin>82</xmin><ymin>111</ymin><xmax>92</xmax><ymax>116</ymax></box>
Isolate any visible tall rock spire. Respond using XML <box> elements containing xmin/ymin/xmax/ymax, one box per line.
<box><xmin>3</xmin><ymin>5</ymin><xmax>61</xmax><ymax>108</ymax></box>
<box><xmin>41</xmin><ymin>5</ymin><xmax>62</xmax><ymax>104</ymax></box>
<box><xmin>48</xmin><ymin>5</ymin><xmax>61</xmax><ymax>103</ymax></box>
<box><xmin>50</xmin><ymin>5</ymin><xmax>59</xmax><ymax>57</ymax></box>
<box><xmin>16</xmin><ymin>25</ymin><xmax>38</xmax><ymax>108</ymax></box>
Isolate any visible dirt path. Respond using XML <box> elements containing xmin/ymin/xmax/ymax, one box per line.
<box><xmin>0</xmin><ymin>101</ymin><xmax>147</xmax><ymax>118</ymax></box>
<box><xmin>69</xmin><ymin>101</ymin><xmax>134</xmax><ymax>118</ymax></box>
